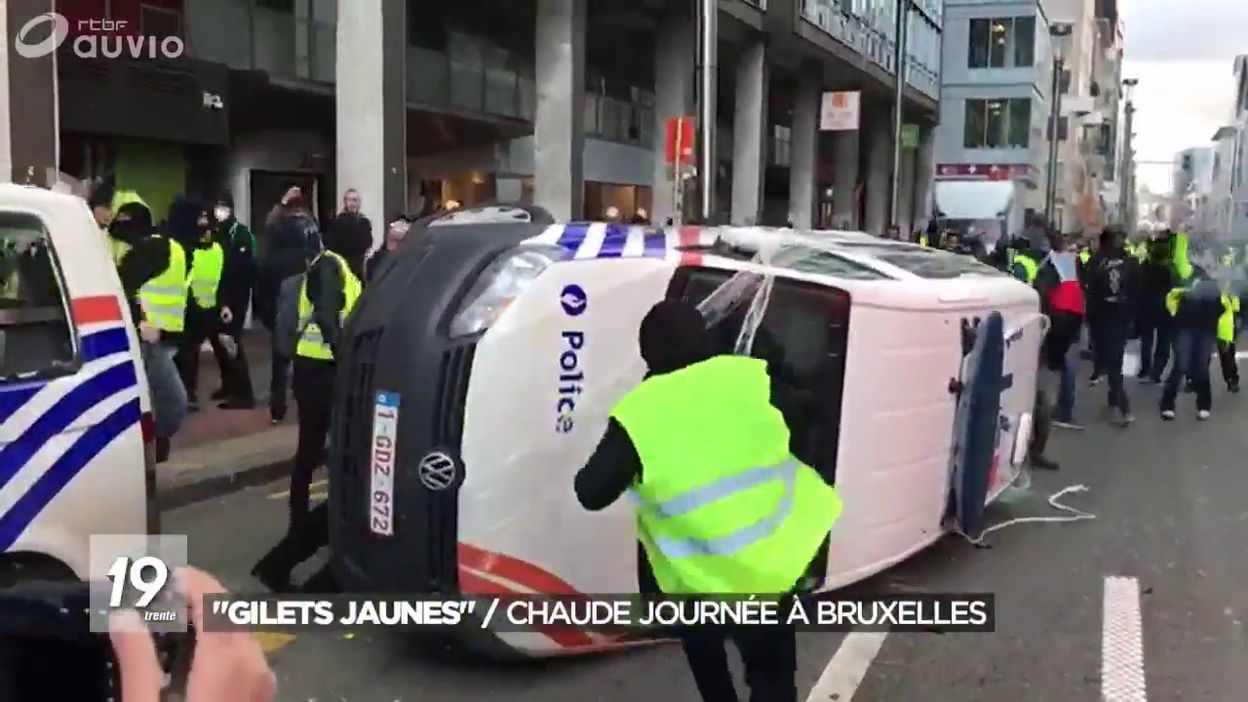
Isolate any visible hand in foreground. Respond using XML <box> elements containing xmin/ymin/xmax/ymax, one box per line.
<box><xmin>109</xmin><ymin>567</ymin><xmax>277</xmax><ymax>702</ymax></box>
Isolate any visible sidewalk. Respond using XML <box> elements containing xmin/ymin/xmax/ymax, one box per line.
<box><xmin>160</xmin><ymin>331</ymin><xmax>298</xmax><ymax>509</ymax></box>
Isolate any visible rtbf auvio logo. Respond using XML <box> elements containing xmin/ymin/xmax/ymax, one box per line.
<box><xmin>560</xmin><ymin>284</ymin><xmax>587</xmax><ymax>316</ymax></box>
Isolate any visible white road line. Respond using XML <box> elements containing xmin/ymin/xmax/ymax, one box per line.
<box><xmin>1102</xmin><ymin>576</ymin><xmax>1147</xmax><ymax>702</ymax></box>
<box><xmin>804</xmin><ymin>630</ymin><xmax>889</xmax><ymax>702</ymax></box>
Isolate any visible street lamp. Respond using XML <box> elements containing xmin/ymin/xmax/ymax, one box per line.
<box><xmin>1044</xmin><ymin>23</ymin><xmax>1073</xmax><ymax>227</ymax></box>
<box><xmin>888</xmin><ymin>0</ymin><xmax>909</xmax><ymax>231</ymax></box>
<box><xmin>1120</xmin><ymin>78</ymin><xmax>1139</xmax><ymax>232</ymax></box>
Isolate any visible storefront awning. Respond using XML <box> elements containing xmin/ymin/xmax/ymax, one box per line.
<box><xmin>934</xmin><ymin>181</ymin><xmax>1015</xmax><ymax>220</ymax></box>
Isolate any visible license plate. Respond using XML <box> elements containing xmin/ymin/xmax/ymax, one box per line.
<box><xmin>369</xmin><ymin>391</ymin><xmax>400</xmax><ymax>536</ymax></box>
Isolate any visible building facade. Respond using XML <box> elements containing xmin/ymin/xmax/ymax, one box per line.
<box><xmin>1</xmin><ymin>0</ymin><xmax>946</xmax><ymax>245</ymax></box>
<box><xmin>932</xmin><ymin>0</ymin><xmax>1119</xmax><ymax>239</ymax></box>
<box><xmin>1171</xmin><ymin>145</ymin><xmax>1215</xmax><ymax>232</ymax></box>
<box><xmin>1210</xmin><ymin>55</ymin><xmax>1248</xmax><ymax>240</ymax></box>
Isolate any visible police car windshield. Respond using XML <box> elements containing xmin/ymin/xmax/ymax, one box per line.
<box><xmin>832</xmin><ymin>243</ymin><xmax>1004</xmax><ymax>279</ymax></box>
<box><xmin>771</xmin><ymin>246</ymin><xmax>888</xmax><ymax>280</ymax></box>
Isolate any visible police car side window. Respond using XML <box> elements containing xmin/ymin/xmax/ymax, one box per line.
<box><xmin>0</xmin><ymin>212</ymin><xmax>74</xmax><ymax>379</ymax></box>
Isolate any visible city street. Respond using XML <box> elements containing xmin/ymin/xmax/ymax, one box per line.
<box><xmin>166</xmin><ymin>358</ymin><xmax>1248</xmax><ymax>701</ymax></box>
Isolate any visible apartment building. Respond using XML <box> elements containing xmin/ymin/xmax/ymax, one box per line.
<box><xmin>2</xmin><ymin>0</ymin><xmax>945</xmax><ymax>244</ymax></box>
<box><xmin>932</xmin><ymin>0</ymin><xmax>1120</xmax><ymax>240</ymax></box>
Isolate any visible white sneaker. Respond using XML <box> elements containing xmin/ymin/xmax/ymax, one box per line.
<box><xmin>1161</xmin><ymin>410</ymin><xmax>1176</xmax><ymax>421</ymax></box>
<box><xmin>1198</xmin><ymin>410</ymin><xmax>1211</xmax><ymax>421</ymax></box>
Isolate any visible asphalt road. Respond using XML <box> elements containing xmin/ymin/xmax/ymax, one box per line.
<box><xmin>166</xmin><ymin>356</ymin><xmax>1248</xmax><ymax>701</ymax></box>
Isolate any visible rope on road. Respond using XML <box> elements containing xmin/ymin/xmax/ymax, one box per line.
<box><xmin>957</xmin><ymin>484</ymin><xmax>1096</xmax><ymax>547</ymax></box>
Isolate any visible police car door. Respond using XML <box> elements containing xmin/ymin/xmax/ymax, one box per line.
<box><xmin>0</xmin><ymin>191</ymin><xmax>149</xmax><ymax>575</ymax></box>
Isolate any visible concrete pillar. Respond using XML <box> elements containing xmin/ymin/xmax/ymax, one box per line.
<box><xmin>830</xmin><ymin>130</ymin><xmax>859</xmax><ymax>229</ymax></box>
<box><xmin>789</xmin><ymin>66</ymin><xmax>822</xmax><ymax>229</ymax></box>
<box><xmin>294</xmin><ymin>0</ymin><xmax>311</xmax><ymax>79</ymax></box>
<box><xmin>730</xmin><ymin>40</ymin><xmax>767</xmax><ymax>226</ymax></box>
<box><xmin>534</xmin><ymin>0</ymin><xmax>586</xmax><ymax>221</ymax></box>
<box><xmin>912</xmin><ymin>124</ymin><xmax>936</xmax><ymax>232</ymax></box>
<box><xmin>336</xmin><ymin>0</ymin><xmax>406</xmax><ymax>251</ymax></box>
<box><xmin>652</xmin><ymin>14</ymin><xmax>695</xmax><ymax>224</ymax></box>
<box><xmin>864</xmin><ymin>109</ymin><xmax>892</xmax><ymax>236</ymax></box>
<box><xmin>2</xmin><ymin>0</ymin><xmax>58</xmax><ymax>186</ymax></box>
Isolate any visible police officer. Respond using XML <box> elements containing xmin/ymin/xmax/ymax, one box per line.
<box><xmin>252</xmin><ymin>222</ymin><xmax>362</xmax><ymax>592</ymax></box>
<box><xmin>112</xmin><ymin>200</ymin><xmax>190</xmax><ymax>462</ymax></box>
<box><xmin>575</xmin><ymin>299</ymin><xmax>843</xmax><ymax>702</ymax></box>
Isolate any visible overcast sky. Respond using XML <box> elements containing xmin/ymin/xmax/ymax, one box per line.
<box><xmin>1121</xmin><ymin>0</ymin><xmax>1247</xmax><ymax>193</ymax></box>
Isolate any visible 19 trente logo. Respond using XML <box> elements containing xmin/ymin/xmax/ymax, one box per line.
<box><xmin>14</xmin><ymin>12</ymin><xmax>185</xmax><ymax>60</ymax></box>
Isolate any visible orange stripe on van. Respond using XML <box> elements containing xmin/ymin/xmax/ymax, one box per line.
<box><xmin>457</xmin><ymin>542</ymin><xmax>582</xmax><ymax>596</ymax></box>
<box><xmin>72</xmin><ymin>296</ymin><xmax>123</xmax><ymax>325</ymax></box>
<box><xmin>456</xmin><ymin>567</ymin><xmax>596</xmax><ymax>649</ymax></box>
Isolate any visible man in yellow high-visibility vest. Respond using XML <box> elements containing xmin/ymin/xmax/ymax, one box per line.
<box><xmin>111</xmin><ymin>199</ymin><xmax>189</xmax><ymax>462</ymax></box>
<box><xmin>253</xmin><ymin>221</ymin><xmax>361</xmax><ymax>593</ymax></box>
<box><xmin>576</xmin><ymin>300</ymin><xmax>842</xmax><ymax>702</ymax></box>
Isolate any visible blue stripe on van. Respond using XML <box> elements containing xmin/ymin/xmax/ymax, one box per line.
<box><xmin>643</xmin><ymin>231</ymin><xmax>667</xmax><ymax>258</ymax></box>
<box><xmin>0</xmin><ymin>398</ymin><xmax>141</xmax><ymax>551</ymax></box>
<box><xmin>555</xmin><ymin>223</ymin><xmax>590</xmax><ymax>258</ymax></box>
<box><xmin>81</xmin><ymin>327</ymin><xmax>131</xmax><ymax>362</ymax></box>
<box><xmin>598</xmin><ymin>225</ymin><xmax>629</xmax><ymax>258</ymax></box>
<box><xmin>0</xmin><ymin>384</ymin><xmax>43</xmax><ymax>425</ymax></box>
<box><xmin>0</xmin><ymin>361</ymin><xmax>137</xmax><ymax>493</ymax></box>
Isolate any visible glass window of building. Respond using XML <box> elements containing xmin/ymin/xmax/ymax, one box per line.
<box><xmin>968</xmin><ymin>17</ymin><xmax>1036</xmax><ymax>69</ymax></box>
<box><xmin>965</xmin><ymin>98</ymin><xmax>1029</xmax><ymax>148</ymax></box>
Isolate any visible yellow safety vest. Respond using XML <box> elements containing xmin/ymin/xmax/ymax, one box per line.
<box><xmin>138</xmin><ymin>237</ymin><xmax>188</xmax><ymax>333</ymax></box>
<box><xmin>1218</xmin><ymin>294</ymin><xmax>1240</xmax><ymax>343</ymax></box>
<box><xmin>296</xmin><ymin>250</ymin><xmax>362</xmax><ymax>360</ymax></box>
<box><xmin>1013</xmin><ymin>254</ymin><xmax>1038</xmax><ymax>283</ymax></box>
<box><xmin>190</xmin><ymin>241</ymin><xmax>225</xmax><ymax>309</ymax></box>
<box><xmin>1079</xmin><ymin>249</ymin><xmax>1091</xmax><ymax>265</ymax></box>
<box><xmin>610</xmin><ymin>355</ymin><xmax>843</xmax><ymax>595</ymax></box>
<box><xmin>918</xmin><ymin>234</ymin><xmax>929</xmax><ymax>248</ymax></box>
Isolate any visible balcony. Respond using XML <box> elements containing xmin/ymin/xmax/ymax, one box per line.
<box><xmin>798</xmin><ymin>0</ymin><xmax>941</xmax><ymax>100</ymax></box>
<box><xmin>408</xmin><ymin>47</ymin><xmax>535</xmax><ymax>121</ymax></box>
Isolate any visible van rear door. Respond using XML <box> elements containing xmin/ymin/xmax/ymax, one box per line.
<box><xmin>0</xmin><ymin>197</ymin><xmax>148</xmax><ymax>574</ymax></box>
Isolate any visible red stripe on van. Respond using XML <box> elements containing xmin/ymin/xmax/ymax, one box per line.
<box><xmin>458</xmin><ymin>542</ymin><xmax>582</xmax><ymax>596</ymax></box>
<box><xmin>678</xmin><ymin>226</ymin><xmax>703</xmax><ymax>265</ymax></box>
<box><xmin>72</xmin><ymin>296</ymin><xmax>123</xmax><ymax>325</ymax></box>
<box><xmin>457</xmin><ymin>567</ymin><xmax>596</xmax><ymax>649</ymax></box>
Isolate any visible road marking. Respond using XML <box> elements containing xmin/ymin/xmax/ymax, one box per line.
<box><xmin>253</xmin><ymin>632</ymin><xmax>296</xmax><ymax>654</ymax></box>
<box><xmin>805</xmin><ymin>629</ymin><xmax>888</xmax><ymax>702</ymax></box>
<box><xmin>1102</xmin><ymin>576</ymin><xmax>1147</xmax><ymax>702</ymax></box>
<box><xmin>267</xmin><ymin>479</ymin><xmax>328</xmax><ymax>500</ymax></box>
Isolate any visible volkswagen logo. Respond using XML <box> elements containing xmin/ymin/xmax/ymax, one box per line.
<box><xmin>418</xmin><ymin>450</ymin><xmax>457</xmax><ymax>491</ymax></box>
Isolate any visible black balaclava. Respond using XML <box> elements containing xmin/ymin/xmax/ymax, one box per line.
<box><xmin>638</xmin><ymin>300</ymin><xmax>716</xmax><ymax>376</ymax></box>
<box><xmin>109</xmin><ymin>202</ymin><xmax>153</xmax><ymax>244</ymax></box>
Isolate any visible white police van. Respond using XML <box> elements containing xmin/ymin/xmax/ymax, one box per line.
<box><xmin>329</xmin><ymin>205</ymin><xmax>1044</xmax><ymax>658</ymax></box>
<box><xmin>0</xmin><ymin>184</ymin><xmax>156</xmax><ymax>586</ymax></box>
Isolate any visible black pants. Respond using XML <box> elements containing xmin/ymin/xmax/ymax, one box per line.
<box><xmin>681</xmin><ymin>624</ymin><xmax>797</xmax><ymax>702</ymax></box>
<box><xmin>213</xmin><ymin>328</ymin><xmax>256</xmax><ymax>403</ymax></box>
<box><xmin>1218</xmin><ymin>340</ymin><xmax>1239</xmax><ymax>387</ymax></box>
<box><xmin>256</xmin><ymin>501</ymin><xmax>330</xmax><ymax>584</ymax></box>
<box><xmin>176</xmin><ymin>306</ymin><xmax>214</xmax><ymax>400</ymax></box>
<box><xmin>1137</xmin><ymin>314</ymin><xmax>1172</xmax><ymax>381</ymax></box>
<box><xmin>289</xmin><ymin>357</ymin><xmax>335</xmax><ymax>526</ymax></box>
<box><xmin>1098</xmin><ymin>312</ymin><xmax>1131</xmax><ymax>413</ymax></box>
<box><xmin>270</xmin><ymin>347</ymin><xmax>292</xmax><ymax>417</ymax></box>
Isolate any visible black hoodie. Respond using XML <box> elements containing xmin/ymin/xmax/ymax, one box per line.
<box><xmin>214</xmin><ymin>193</ymin><xmax>257</xmax><ymax>333</ymax></box>
<box><xmin>572</xmin><ymin>300</ymin><xmax>800</xmax><ymax>594</ymax></box>
<box><xmin>256</xmin><ymin>206</ymin><xmax>315</xmax><ymax>331</ymax></box>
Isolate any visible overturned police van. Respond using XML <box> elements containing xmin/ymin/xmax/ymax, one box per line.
<box><xmin>328</xmin><ymin>205</ymin><xmax>1044</xmax><ymax>658</ymax></box>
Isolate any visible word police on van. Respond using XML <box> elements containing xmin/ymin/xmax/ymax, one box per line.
<box><xmin>556</xmin><ymin>284</ymin><xmax>588</xmax><ymax>434</ymax></box>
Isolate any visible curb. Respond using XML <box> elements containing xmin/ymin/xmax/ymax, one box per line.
<box><xmin>159</xmin><ymin>456</ymin><xmax>293</xmax><ymax>511</ymax></box>
<box><xmin>155</xmin><ymin>425</ymin><xmax>299</xmax><ymax>511</ymax></box>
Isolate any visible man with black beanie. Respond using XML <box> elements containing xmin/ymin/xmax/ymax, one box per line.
<box><xmin>1085</xmin><ymin>227</ymin><xmax>1139</xmax><ymax>426</ymax></box>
